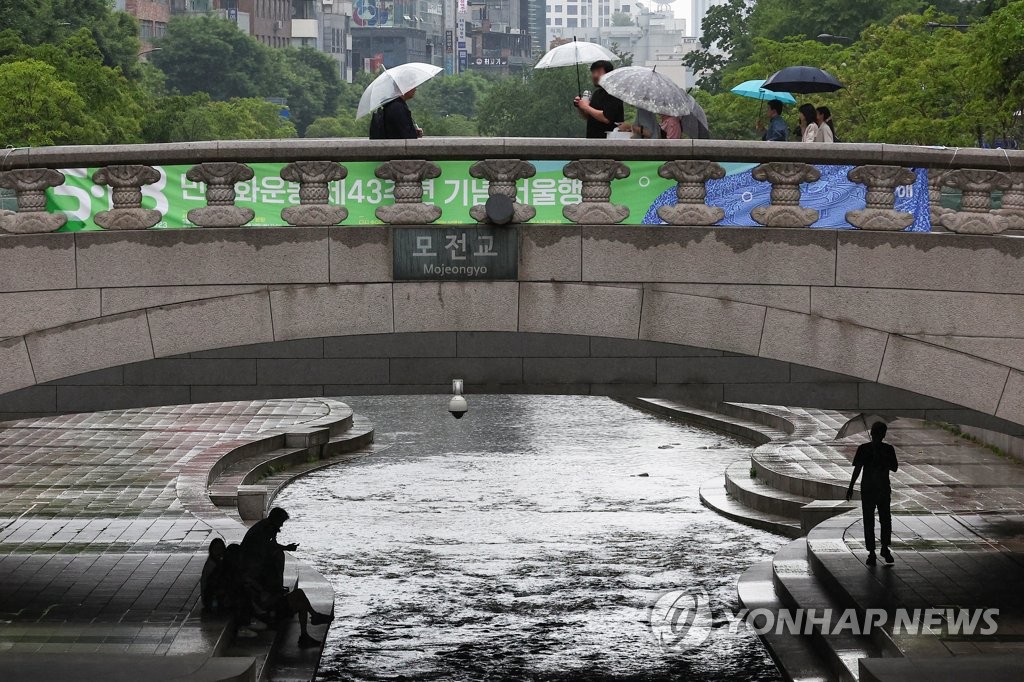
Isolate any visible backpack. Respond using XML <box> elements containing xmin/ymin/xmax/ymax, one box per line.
<box><xmin>369</xmin><ymin>107</ymin><xmax>386</xmax><ymax>140</ymax></box>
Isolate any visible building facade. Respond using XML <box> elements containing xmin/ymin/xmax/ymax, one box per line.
<box><xmin>116</xmin><ymin>0</ymin><xmax>172</xmax><ymax>44</ymax></box>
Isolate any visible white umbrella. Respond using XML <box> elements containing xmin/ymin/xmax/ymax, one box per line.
<box><xmin>535</xmin><ymin>38</ymin><xmax>619</xmax><ymax>96</ymax></box>
<box><xmin>598</xmin><ymin>66</ymin><xmax>695</xmax><ymax>117</ymax></box>
<box><xmin>534</xmin><ymin>39</ymin><xmax>619</xmax><ymax>69</ymax></box>
<box><xmin>356</xmin><ymin>62</ymin><xmax>443</xmax><ymax>119</ymax></box>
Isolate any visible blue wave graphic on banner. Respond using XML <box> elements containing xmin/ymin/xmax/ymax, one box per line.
<box><xmin>643</xmin><ymin>164</ymin><xmax>931</xmax><ymax>231</ymax></box>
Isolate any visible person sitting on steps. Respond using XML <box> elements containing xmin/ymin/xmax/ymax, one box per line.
<box><xmin>240</xmin><ymin>507</ymin><xmax>333</xmax><ymax>647</ymax></box>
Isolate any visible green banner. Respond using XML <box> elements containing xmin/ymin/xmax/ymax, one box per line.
<box><xmin>45</xmin><ymin>160</ymin><xmax>692</xmax><ymax>231</ymax></box>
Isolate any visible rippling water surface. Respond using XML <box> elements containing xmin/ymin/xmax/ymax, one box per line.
<box><xmin>276</xmin><ymin>395</ymin><xmax>785</xmax><ymax>681</ymax></box>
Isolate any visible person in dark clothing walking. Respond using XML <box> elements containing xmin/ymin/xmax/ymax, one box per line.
<box><xmin>574</xmin><ymin>60</ymin><xmax>625</xmax><ymax>139</ymax></box>
<box><xmin>845</xmin><ymin>422</ymin><xmax>899</xmax><ymax>566</ymax></box>
<box><xmin>369</xmin><ymin>88</ymin><xmax>422</xmax><ymax>140</ymax></box>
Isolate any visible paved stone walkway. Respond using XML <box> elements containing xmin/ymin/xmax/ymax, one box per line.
<box><xmin>0</xmin><ymin>400</ymin><xmax>346</xmax><ymax>665</ymax></box>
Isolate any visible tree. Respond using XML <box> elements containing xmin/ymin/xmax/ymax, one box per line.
<box><xmin>143</xmin><ymin>93</ymin><xmax>296</xmax><ymax>142</ymax></box>
<box><xmin>0</xmin><ymin>29</ymin><xmax>145</xmax><ymax>144</ymax></box>
<box><xmin>0</xmin><ymin>59</ymin><xmax>97</xmax><ymax>146</ymax></box>
<box><xmin>413</xmin><ymin>72</ymin><xmax>494</xmax><ymax>119</ymax></box>
<box><xmin>477</xmin><ymin>68</ymin><xmax>585</xmax><ymax>137</ymax></box>
<box><xmin>305</xmin><ymin>113</ymin><xmax>368</xmax><ymax>138</ymax></box>
<box><xmin>610</xmin><ymin>12</ymin><xmax>634</xmax><ymax>27</ymax></box>
<box><xmin>277</xmin><ymin>47</ymin><xmax>344</xmax><ymax>136</ymax></box>
<box><xmin>151</xmin><ymin>17</ymin><xmax>283</xmax><ymax>100</ymax></box>
<box><xmin>682</xmin><ymin>0</ymin><xmax>752</xmax><ymax>92</ymax></box>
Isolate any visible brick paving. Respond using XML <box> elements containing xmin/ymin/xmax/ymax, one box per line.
<box><xmin>0</xmin><ymin>399</ymin><xmax>347</xmax><ymax>658</ymax></box>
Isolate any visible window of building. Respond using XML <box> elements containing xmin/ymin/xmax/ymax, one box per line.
<box><xmin>567</xmin><ymin>18</ymin><xmax>577</xmax><ymax>26</ymax></box>
<box><xmin>567</xmin><ymin>6</ymin><xmax>577</xmax><ymax>15</ymax></box>
<box><xmin>554</xmin><ymin>17</ymin><xmax>562</xmax><ymax>25</ymax></box>
<box><xmin>554</xmin><ymin>5</ymin><xmax>562</xmax><ymax>12</ymax></box>
<box><xmin>581</xmin><ymin>18</ymin><xmax>588</xmax><ymax>26</ymax></box>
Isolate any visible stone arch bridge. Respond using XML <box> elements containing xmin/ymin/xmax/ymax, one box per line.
<box><xmin>1</xmin><ymin>139</ymin><xmax>1024</xmax><ymax>437</ymax></box>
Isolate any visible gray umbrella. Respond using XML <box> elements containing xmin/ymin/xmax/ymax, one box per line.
<box><xmin>835</xmin><ymin>414</ymin><xmax>891</xmax><ymax>440</ymax></box>
<box><xmin>598</xmin><ymin>66</ymin><xmax>694</xmax><ymax>117</ymax></box>
<box><xmin>680</xmin><ymin>99</ymin><xmax>710</xmax><ymax>139</ymax></box>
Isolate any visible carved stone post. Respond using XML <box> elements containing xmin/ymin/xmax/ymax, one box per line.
<box><xmin>92</xmin><ymin>165</ymin><xmax>162</xmax><ymax>230</ymax></box>
<box><xmin>562</xmin><ymin>159</ymin><xmax>630</xmax><ymax>224</ymax></box>
<box><xmin>374</xmin><ymin>160</ymin><xmax>442</xmax><ymax>224</ymax></box>
<box><xmin>468</xmin><ymin>159</ymin><xmax>536</xmax><ymax>223</ymax></box>
<box><xmin>750</xmin><ymin>162</ymin><xmax>820</xmax><ymax>227</ymax></box>
<box><xmin>280</xmin><ymin>161</ymin><xmax>348</xmax><ymax>226</ymax></box>
<box><xmin>656</xmin><ymin>160</ymin><xmax>726</xmax><ymax>225</ymax></box>
<box><xmin>845</xmin><ymin>165</ymin><xmax>916</xmax><ymax>231</ymax></box>
<box><xmin>185</xmin><ymin>162</ymin><xmax>256</xmax><ymax>228</ymax></box>
<box><xmin>939</xmin><ymin>169</ymin><xmax>1012</xmax><ymax>234</ymax></box>
<box><xmin>0</xmin><ymin>169</ymin><xmax>67</xmax><ymax>233</ymax></box>
<box><xmin>928</xmin><ymin>169</ymin><xmax>952</xmax><ymax>230</ymax></box>
<box><xmin>993</xmin><ymin>171</ymin><xmax>1024</xmax><ymax>231</ymax></box>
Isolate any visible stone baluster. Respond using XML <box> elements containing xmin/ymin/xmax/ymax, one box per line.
<box><xmin>939</xmin><ymin>169</ymin><xmax>1012</xmax><ymax>234</ymax></box>
<box><xmin>185</xmin><ymin>162</ymin><xmax>256</xmax><ymax>228</ymax></box>
<box><xmin>0</xmin><ymin>169</ymin><xmax>67</xmax><ymax>233</ymax></box>
<box><xmin>845</xmin><ymin>165</ymin><xmax>917</xmax><ymax>231</ymax></box>
<box><xmin>468</xmin><ymin>159</ymin><xmax>537</xmax><ymax>223</ymax></box>
<box><xmin>279</xmin><ymin>161</ymin><xmax>348</xmax><ymax>226</ymax></box>
<box><xmin>656</xmin><ymin>160</ymin><xmax>726</xmax><ymax>226</ymax></box>
<box><xmin>92</xmin><ymin>165</ymin><xmax>163</xmax><ymax>230</ymax></box>
<box><xmin>993</xmin><ymin>171</ymin><xmax>1024</xmax><ymax>231</ymax></box>
<box><xmin>561</xmin><ymin>159</ymin><xmax>631</xmax><ymax>224</ymax></box>
<box><xmin>374</xmin><ymin>160</ymin><xmax>442</xmax><ymax>224</ymax></box>
<box><xmin>750</xmin><ymin>162</ymin><xmax>820</xmax><ymax>227</ymax></box>
<box><xmin>928</xmin><ymin>170</ymin><xmax>952</xmax><ymax>230</ymax></box>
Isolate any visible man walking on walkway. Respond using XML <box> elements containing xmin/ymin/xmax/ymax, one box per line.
<box><xmin>846</xmin><ymin>422</ymin><xmax>899</xmax><ymax>566</ymax></box>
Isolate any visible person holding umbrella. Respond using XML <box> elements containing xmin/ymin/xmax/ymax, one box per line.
<box><xmin>758</xmin><ymin>100</ymin><xmax>789</xmax><ymax>142</ymax></box>
<box><xmin>573</xmin><ymin>60</ymin><xmax>624</xmax><ymax>139</ymax></box>
<box><xmin>358</xmin><ymin>62</ymin><xmax>442</xmax><ymax>139</ymax></box>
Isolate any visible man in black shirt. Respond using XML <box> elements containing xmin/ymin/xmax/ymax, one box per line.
<box><xmin>574</xmin><ymin>60</ymin><xmax>625</xmax><ymax>139</ymax></box>
<box><xmin>845</xmin><ymin>422</ymin><xmax>899</xmax><ymax>566</ymax></box>
<box><xmin>370</xmin><ymin>88</ymin><xmax>422</xmax><ymax>140</ymax></box>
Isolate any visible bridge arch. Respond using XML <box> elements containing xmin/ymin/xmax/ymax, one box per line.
<box><xmin>2</xmin><ymin>276</ymin><xmax>1022</xmax><ymax>435</ymax></box>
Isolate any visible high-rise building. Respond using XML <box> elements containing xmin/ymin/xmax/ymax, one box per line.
<box><xmin>689</xmin><ymin>0</ymin><xmax>726</xmax><ymax>39</ymax></box>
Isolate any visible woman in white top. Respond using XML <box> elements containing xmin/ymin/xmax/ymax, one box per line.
<box><xmin>798</xmin><ymin>104</ymin><xmax>819</xmax><ymax>143</ymax></box>
<box><xmin>815</xmin><ymin>106</ymin><xmax>836</xmax><ymax>143</ymax></box>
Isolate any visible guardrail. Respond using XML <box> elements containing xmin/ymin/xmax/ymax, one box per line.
<box><xmin>0</xmin><ymin>138</ymin><xmax>1022</xmax><ymax>234</ymax></box>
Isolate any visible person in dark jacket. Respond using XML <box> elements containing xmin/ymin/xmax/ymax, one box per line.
<box><xmin>846</xmin><ymin>422</ymin><xmax>899</xmax><ymax>566</ymax></box>
<box><xmin>574</xmin><ymin>60</ymin><xmax>625</xmax><ymax>139</ymax></box>
<box><xmin>370</xmin><ymin>88</ymin><xmax>422</xmax><ymax>139</ymax></box>
<box><xmin>201</xmin><ymin>537</ymin><xmax>227</xmax><ymax>613</ymax></box>
<box><xmin>241</xmin><ymin>506</ymin><xmax>296</xmax><ymax>594</ymax></box>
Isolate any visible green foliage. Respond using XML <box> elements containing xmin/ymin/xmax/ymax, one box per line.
<box><xmin>413</xmin><ymin>72</ymin><xmax>494</xmax><ymax>119</ymax></box>
<box><xmin>0</xmin><ymin>29</ymin><xmax>144</xmax><ymax>144</ymax></box>
<box><xmin>0</xmin><ymin>59</ymin><xmax>96</xmax><ymax>146</ymax></box>
<box><xmin>151</xmin><ymin>17</ymin><xmax>283</xmax><ymax>100</ymax></box>
<box><xmin>0</xmin><ymin>0</ymin><xmax>141</xmax><ymax>76</ymax></box>
<box><xmin>477</xmin><ymin>68</ymin><xmax>586</xmax><ymax>138</ymax></box>
<box><xmin>143</xmin><ymin>93</ymin><xmax>296</xmax><ymax>142</ymax></box>
<box><xmin>277</xmin><ymin>47</ymin><xmax>344</xmax><ymax>135</ymax></box>
<box><xmin>683</xmin><ymin>0</ymin><xmax>752</xmax><ymax>92</ymax></box>
<box><xmin>305</xmin><ymin>113</ymin><xmax>369</xmax><ymax>138</ymax></box>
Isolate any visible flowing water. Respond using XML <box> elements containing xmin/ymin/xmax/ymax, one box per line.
<box><xmin>276</xmin><ymin>395</ymin><xmax>785</xmax><ymax>681</ymax></box>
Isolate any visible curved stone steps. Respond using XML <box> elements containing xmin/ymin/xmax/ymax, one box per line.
<box><xmin>805</xmin><ymin>515</ymin><xmax>949</xmax><ymax>661</ymax></box>
<box><xmin>625</xmin><ymin>398</ymin><xmax>790</xmax><ymax>445</ymax></box>
<box><xmin>208</xmin><ymin>416</ymin><xmax>375</xmax><ymax>519</ymax></box>
<box><xmin>699</xmin><ymin>474</ymin><xmax>803</xmax><ymax>538</ymax></box>
<box><xmin>725</xmin><ymin>460</ymin><xmax>813</xmax><ymax>519</ymax></box>
<box><xmin>772</xmin><ymin>538</ymin><xmax>885</xmax><ymax>682</ymax></box>
<box><xmin>737</xmin><ymin>560</ymin><xmax>832</xmax><ymax>682</ymax></box>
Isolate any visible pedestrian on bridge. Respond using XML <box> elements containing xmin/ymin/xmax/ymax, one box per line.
<box><xmin>845</xmin><ymin>422</ymin><xmax>899</xmax><ymax>566</ymax></box>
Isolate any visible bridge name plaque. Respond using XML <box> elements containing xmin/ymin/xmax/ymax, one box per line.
<box><xmin>393</xmin><ymin>226</ymin><xmax>518</xmax><ymax>281</ymax></box>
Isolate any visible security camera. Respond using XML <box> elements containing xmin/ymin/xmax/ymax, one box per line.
<box><xmin>449</xmin><ymin>379</ymin><xmax>467</xmax><ymax>419</ymax></box>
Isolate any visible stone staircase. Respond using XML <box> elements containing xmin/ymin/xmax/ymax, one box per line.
<box><xmin>627</xmin><ymin>398</ymin><xmax>858</xmax><ymax>538</ymax></box>
<box><xmin>632</xmin><ymin>398</ymin><xmax>1024</xmax><ymax>682</ymax></box>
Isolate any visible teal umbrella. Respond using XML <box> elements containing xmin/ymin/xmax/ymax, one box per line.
<box><xmin>730</xmin><ymin>79</ymin><xmax>797</xmax><ymax>104</ymax></box>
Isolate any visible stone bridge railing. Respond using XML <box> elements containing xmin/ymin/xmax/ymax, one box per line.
<box><xmin>1</xmin><ymin>138</ymin><xmax>1023</xmax><ymax>234</ymax></box>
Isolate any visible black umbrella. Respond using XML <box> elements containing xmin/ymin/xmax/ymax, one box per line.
<box><xmin>762</xmin><ymin>66</ymin><xmax>844</xmax><ymax>94</ymax></box>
